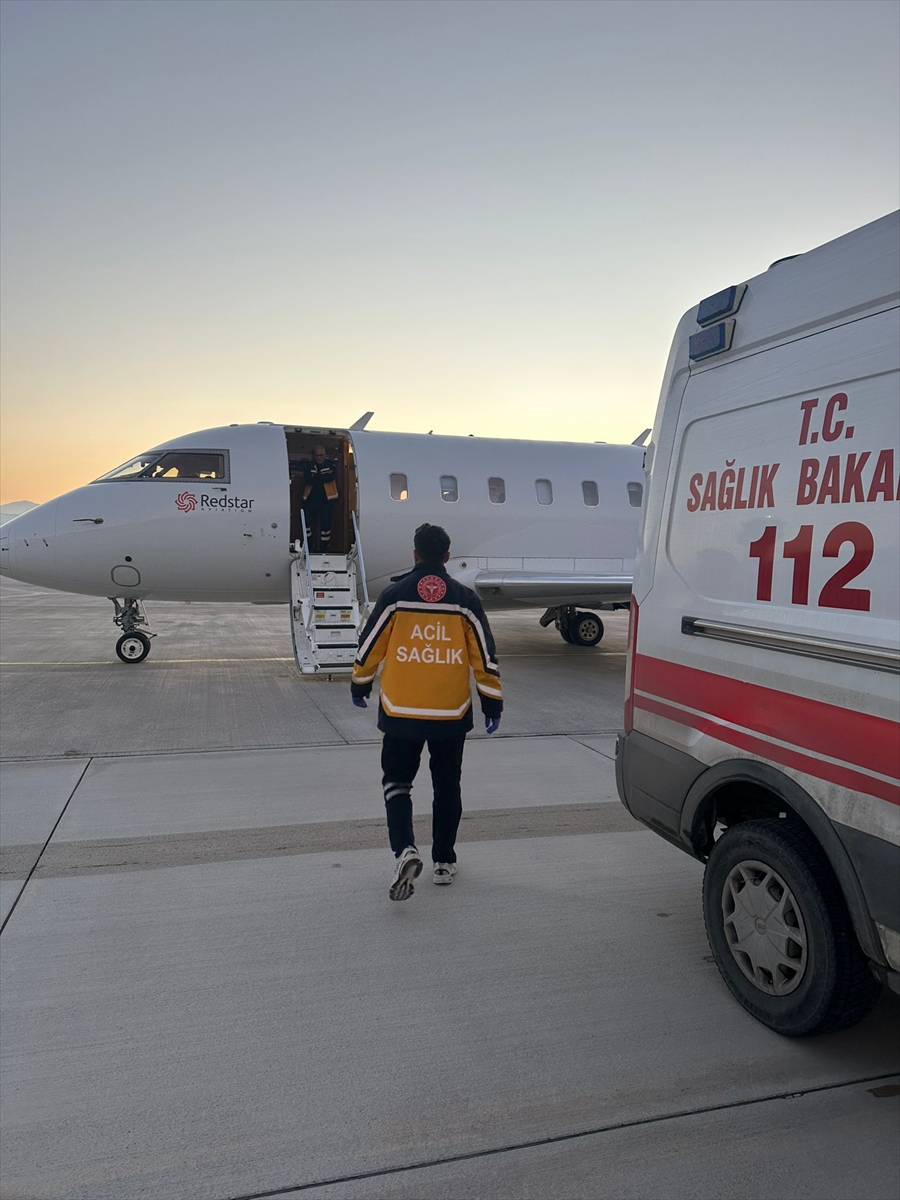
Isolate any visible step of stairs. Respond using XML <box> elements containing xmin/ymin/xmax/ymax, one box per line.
<box><xmin>290</xmin><ymin>542</ymin><xmax>369</xmax><ymax>676</ymax></box>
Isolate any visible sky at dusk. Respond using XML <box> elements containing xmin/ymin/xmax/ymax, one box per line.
<box><xmin>1</xmin><ymin>0</ymin><xmax>898</xmax><ymax>503</ymax></box>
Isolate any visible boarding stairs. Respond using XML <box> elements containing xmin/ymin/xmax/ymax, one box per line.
<box><xmin>290</xmin><ymin>512</ymin><xmax>371</xmax><ymax>676</ymax></box>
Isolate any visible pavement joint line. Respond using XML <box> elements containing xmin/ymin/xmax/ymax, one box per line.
<box><xmin>296</xmin><ymin>679</ymin><xmax>351</xmax><ymax>746</ymax></box>
<box><xmin>0</xmin><ymin>658</ymin><xmax>296</xmax><ymax>665</ymax></box>
<box><xmin>0</xmin><ymin>756</ymin><xmax>92</xmax><ymax>936</ymax></box>
<box><xmin>0</xmin><ymin>731</ymin><xmax>623</xmax><ymax>764</ymax></box>
<box><xmin>0</xmin><ymin>653</ymin><xmax>624</xmax><ymax>665</ymax></box>
<box><xmin>2</xmin><ymin>802</ymin><xmax>642</xmax><ymax>878</ymax></box>
<box><xmin>222</xmin><ymin>1071</ymin><xmax>900</xmax><ymax>1200</ymax></box>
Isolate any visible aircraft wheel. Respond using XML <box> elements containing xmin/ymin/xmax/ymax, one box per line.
<box><xmin>568</xmin><ymin>611</ymin><xmax>604</xmax><ymax>647</ymax></box>
<box><xmin>116</xmin><ymin>632</ymin><xmax>151</xmax><ymax>663</ymax></box>
<box><xmin>558</xmin><ymin>622</ymin><xmax>574</xmax><ymax>644</ymax></box>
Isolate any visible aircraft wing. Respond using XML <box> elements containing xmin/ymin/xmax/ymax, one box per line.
<box><xmin>474</xmin><ymin>570</ymin><xmax>632</xmax><ymax>608</ymax></box>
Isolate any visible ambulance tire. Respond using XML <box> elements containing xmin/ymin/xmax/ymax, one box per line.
<box><xmin>702</xmin><ymin>818</ymin><xmax>881</xmax><ymax>1037</ymax></box>
<box><xmin>115</xmin><ymin>632</ymin><xmax>151</xmax><ymax>663</ymax></box>
<box><xmin>568</xmin><ymin>612</ymin><xmax>604</xmax><ymax>647</ymax></box>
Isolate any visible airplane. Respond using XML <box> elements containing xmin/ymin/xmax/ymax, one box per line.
<box><xmin>0</xmin><ymin>417</ymin><xmax>646</xmax><ymax>670</ymax></box>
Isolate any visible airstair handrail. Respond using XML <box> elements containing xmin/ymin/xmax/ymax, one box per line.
<box><xmin>351</xmin><ymin>510</ymin><xmax>370</xmax><ymax>608</ymax></box>
<box><xmin>300</xmin><ymin>510</ymin><xmax>316</xmax><ymax>630</ymax></box>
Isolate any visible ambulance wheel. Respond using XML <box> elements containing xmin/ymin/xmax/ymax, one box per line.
<box><xmin>702</xmin><ymin>819</ymin><xmax>880</xmax><ymax>1036</ymax></box>
<box><xmin>568</xmin><ymin>611</ymin><xmax>604</xmax><ymax>647</ymax></box>
<box><xmin>116</xmin><ymin>632</ymin><xmax>151</xmax><ymax>663</ymax></box>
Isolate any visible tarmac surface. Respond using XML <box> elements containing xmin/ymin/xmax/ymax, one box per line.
<box><xmin>1</xmin><ymin>574</ymin><xmax>898</xmax><ymax>1200</ymax></box>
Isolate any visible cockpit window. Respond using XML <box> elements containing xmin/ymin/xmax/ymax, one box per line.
<box><xmin>93</xmin><ymin>450</ymin><xmax>230</xmax><ymax>482</ymax></box>
<box><xmin>95</xmin><ymin>455</ymin><xmax>159</xmax><ymax>480</ymax></box>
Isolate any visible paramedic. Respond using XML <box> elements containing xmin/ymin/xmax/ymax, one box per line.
<box><xmin>350</xmin><ymin>523</ymin><xmax>502</xmax><ymax>900</ymax></box>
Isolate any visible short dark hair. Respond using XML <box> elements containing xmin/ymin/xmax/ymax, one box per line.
<box><xmin>414</xmin><ymin>523</ymin><xmax>450</xmax><ymax>562</ymax></box>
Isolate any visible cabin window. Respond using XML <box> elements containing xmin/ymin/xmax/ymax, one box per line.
<box><xmin>390</xmin><ymin>473</ymin><xmax>409</xmax><ymax>501</ymax></box>
<box><xmin>627</xmin><ymin>482</ymin><xmax>643</xmax><ymax>508</ymax></box>
<box><xmin>535</xmin><ymin>478</ymin><xmax>553</xmax><ymax>505</ymax></box>
<box><xmin>93</xmin><ymin>450</ymin><xmax>229</xmax><ymax>482</ymax></box>
<box><xmin>488</xmin><ymin>477</ymin><xmax>506</xmax><ymax>504</ymax></box>
<box><xmin>582</xmin><ymin>480</ymin><xmax>599</xmax><ymax>507</ymax></box>
<box><xmin>440</xmin><ymin>475</ymin><xmax>459</xmax><ymax>502</ymax></box>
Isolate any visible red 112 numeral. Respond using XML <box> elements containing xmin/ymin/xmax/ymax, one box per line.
<box><xmin>748</xmin><ymin>522</ymin><xmax>873</xmax><ymax>611</ymax></box>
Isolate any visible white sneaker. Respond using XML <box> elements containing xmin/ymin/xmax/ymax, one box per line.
<box><xmin>432</xmin><ymin>862</ymin><xmax>458</xmax><ymax>886</ymax></box>
<box><xmin>389</xmin><ymin>846</ymin><xmax>423</xmax><ymax>901</ymax></box>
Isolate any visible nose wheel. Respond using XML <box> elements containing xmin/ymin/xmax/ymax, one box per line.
<box><xmin>110</xmin><ymin>597</ymin><xmax>155</xmax><ymax>663</ymax></box>
<box><xmin>116</xmin><ymin>632</ymin><xmax>151</xmax><ymax>663</ymax></box>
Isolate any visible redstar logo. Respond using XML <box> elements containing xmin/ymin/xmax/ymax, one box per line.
<box><xmin>417</xmin><ymin>575</ymin><xmax>447</xmax><ymax>602</ymax></box>
<box><xmin>175</xmin><ymin>492</ymin><xmax>198</xmax><ymax>512</ymax></box>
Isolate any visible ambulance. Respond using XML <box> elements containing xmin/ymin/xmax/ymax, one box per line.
<box><xmin>617</xmin><ymin>210</ymin><xmax>900</xmax><ymax>1036</ymax></box>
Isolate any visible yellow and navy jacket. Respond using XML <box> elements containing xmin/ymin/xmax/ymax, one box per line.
<box><xmin>351</xmin><ymin>562</ymin><xmax>502</xmax><ymax>739</ymax></box>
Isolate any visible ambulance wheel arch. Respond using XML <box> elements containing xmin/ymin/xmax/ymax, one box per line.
<box><xmin>679</xmin><ymin>758</ymin><xmax>887</xmax><ymax>972</ymax></box>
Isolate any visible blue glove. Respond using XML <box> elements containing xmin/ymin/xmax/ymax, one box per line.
<box><xmin>485</xmin><ymin>716</ymin><xmax>500</xmax><ymax>735</ymax></box>
<box><xmin>352</xmin><ymin>696</ymin><xmax>367</xmax><ymax>709</ymax></box>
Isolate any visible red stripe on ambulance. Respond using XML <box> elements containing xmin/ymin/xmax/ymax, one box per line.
<box><xmin>636</xmin><ymin>693</ymin><xmax>900</xmax><ymax>807</ymax></box>
<box><xmin>633</xmin><ymin>653</ymin><xmax>900</xmax><ymax>797</ymax></box>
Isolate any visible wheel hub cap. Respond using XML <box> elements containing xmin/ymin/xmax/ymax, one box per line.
<box><xmin>722</xmin><ymin>858</ymin><xmax>808</xmax><ymax>996</ymax></box>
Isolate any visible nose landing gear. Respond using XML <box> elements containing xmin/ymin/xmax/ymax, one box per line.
<box><xmin>116</xmin><ymin>632</ymin><xmax>151</xmax><ymax>663</ymax></box>
<box><xmin>110</xmin><ymin>597</ymin><xmax>156</xmax><ymax>663</ymax></box>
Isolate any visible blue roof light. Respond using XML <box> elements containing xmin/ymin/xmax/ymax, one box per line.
<box><xmin>696</xmin><ymin>283</ymin><xmax>746</xmax><ymax>327</ymax></box>
<box><xmin>689</xmin><ymin>319</ymin><xmax>735</xmax><ymax>362</ymax></box>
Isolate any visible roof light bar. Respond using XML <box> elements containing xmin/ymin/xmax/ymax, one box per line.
<box><xmin>689</xmin><ymin>319</ymin><xmax>735</xmax><ymax>362</ymax></box>
<box><xmin>696</xmin><ymin>283</ymin><xmax>746</xmax><ymax>327</ymax></box>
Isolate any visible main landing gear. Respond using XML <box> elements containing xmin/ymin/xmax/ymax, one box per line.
<box><xmin>539</xmin><ymin>606</ymin><xmax>605</xmax><ymax>647</ymax></box>
<box><xmin>110</xmin><ymin>597</ymin><xmax>156</xmax><ymax>663</ymax></box>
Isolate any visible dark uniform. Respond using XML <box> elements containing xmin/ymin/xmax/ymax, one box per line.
<box><xmin>302</xmin><ymin>458</ymin><xmax>338</xmax><ymax>552</ymax></box>
<box><xmin>351</xmin><ymin>560</ymin><xmax>503</xmax><ymax>863</ymax></box>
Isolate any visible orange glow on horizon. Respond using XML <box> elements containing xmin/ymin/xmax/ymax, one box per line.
<box><xmin>0</xmin><ymin>364</ymin><xmax>663</xmax><ymax>506</ymax></box>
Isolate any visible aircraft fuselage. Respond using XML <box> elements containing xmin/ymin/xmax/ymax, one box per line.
<box><xmin>1</xmin><ymin>423</ymin><xmax>644</xmax><ymax>608</ymax></box>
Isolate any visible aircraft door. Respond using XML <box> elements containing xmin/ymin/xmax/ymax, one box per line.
<box><xmin>285</xmin><ymin>431</ymin><xmax>355</xmax><ymax>554</ymax></box>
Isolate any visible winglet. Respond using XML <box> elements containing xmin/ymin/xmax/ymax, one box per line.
<box><xmin>632</xmin><ymin>428</ymin><xmax>651</xmax><ymax>447</ymax></box>
<box><xmin>349</xmin><ymin>412</ymin><xmax>374</xmax><ymax>431</ymax></box>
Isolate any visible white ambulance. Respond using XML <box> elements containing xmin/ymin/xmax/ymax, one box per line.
<box><xmin>617</xmin><ymin>210</ymin><xmax>900</xmax><ymax>1036</ymax></box>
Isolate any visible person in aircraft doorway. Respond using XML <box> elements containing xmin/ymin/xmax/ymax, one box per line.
<box><xmin>350</xmin><ymin>523</ymin><xmax>503</xmax><ymax>901</ymax></box>
<box><xmin>302</xmin><ymin>445</ymin><xmax>339</xmax><ymax>553</ymax></box>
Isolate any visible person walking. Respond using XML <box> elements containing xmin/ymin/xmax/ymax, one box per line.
<box><xmin>350</xmin><ymin>524</ymin><xmax>502</xmax><ymax>900</ymax></box>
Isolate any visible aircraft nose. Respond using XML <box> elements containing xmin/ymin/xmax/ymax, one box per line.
<box><xmin>1</xmin><ymin>500</ymin><xmax>59</xmax><ymax>585</ymax></box>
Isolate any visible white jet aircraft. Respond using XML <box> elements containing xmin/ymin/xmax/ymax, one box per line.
<box><xmin>0</xmin><ymin>418</ymin><xmax>646</xmax><ymax>671</ymax></box>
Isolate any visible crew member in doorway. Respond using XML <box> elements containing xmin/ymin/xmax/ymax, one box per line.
<box><xmin>350</xmin><ymin>524</ymin><xmax>503</xmax><ymax>901</ymax></box>
<box><xmin>302</xmin><ymin>445</ymin><xmax>339</xmax><ymax>552</ymax></box>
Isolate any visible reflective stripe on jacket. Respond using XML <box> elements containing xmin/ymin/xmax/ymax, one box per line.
<box><xmin>303</xmin><ymin>460</ymin><xmax>338</xmax><ymax>502</ymax></box>
<box><xmin>351</xmin><ymin>562</ymin><xmax>502</xmax><ymax>739</ymax></box>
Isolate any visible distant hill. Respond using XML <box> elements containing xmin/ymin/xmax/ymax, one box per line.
<box><xmin>0</xmin><ymin>501</ymin><xmax>37</xmax><ymax>525</ymax></box>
